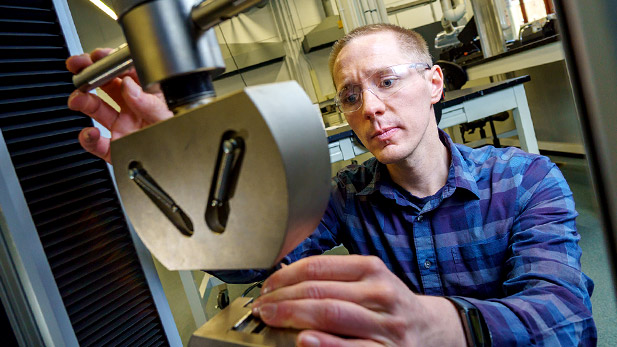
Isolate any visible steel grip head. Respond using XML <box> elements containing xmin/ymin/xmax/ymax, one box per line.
<box><xmin>111</xmin><ymin>81</ymin><xmax>330</xmax><ymax>270</ymax></box>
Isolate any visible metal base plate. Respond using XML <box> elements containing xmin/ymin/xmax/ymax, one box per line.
<box><xmin>189</xmin><ymin>297</ymin><xmax>297</xmax><ymax>347</ymax></box>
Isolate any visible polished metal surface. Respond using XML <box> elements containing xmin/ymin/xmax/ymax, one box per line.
<box><xmin>129</xmin><ymin>162</ymin><xmax>195</xmax><ymax>236</ymax></box>
<box><xmin>119</xmin><ymin>0</ymin><xmax>225</xmax><ymax>91</ymax></box>
<box><xmin>111</xmin><ymin>81</ymin><xmax>330</xmax><ymax>270</ymax></box>
<box><xmin>469</xmin><ymin>0</ymin><xmax>506</xmax><ymax>58</ymax></box>
<box><xmin>74</xmin><ymin>0</ymin><xmax>271</xmax><ymax>93</ymax></box>
<box><xmin>189</xmin><ymin>297</ymin><xmax>297</xmax><ymax>346</ymax></box>
<box><xmin>191</xmin><ymin>0</ymin><xmax>265</xmax><ymax>32</ymax></box>
<box><xmin>72</xmin><ymin>44</ymin><xmax>133</xmax><ymax>92</ymax></box>
<box><xmin>111</xmin><ymin>0</ymin><xmax>150</xmax><ymax>17</ymax></box>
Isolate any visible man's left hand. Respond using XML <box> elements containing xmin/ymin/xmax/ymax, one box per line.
<box><xmin>252</xmin><ymin>255</ymin><xmax>466</xmax><ymax>347</ymax></box>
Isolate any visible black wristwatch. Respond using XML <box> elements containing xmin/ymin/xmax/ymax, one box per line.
<box><xmin>446</xmin><ymin>297</ymin><xmax>491</xmax><ymax>347</ymax></box>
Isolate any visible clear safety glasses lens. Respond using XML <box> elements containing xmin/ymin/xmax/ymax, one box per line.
<box><xmin>335</xmin><ymin>63</ymin><xmax>430</xmax><ymax>114</ymax></box>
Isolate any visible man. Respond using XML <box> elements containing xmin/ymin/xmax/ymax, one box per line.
<box><xmin>67</xmin><ymin>24</ymin><xmax>595</xmax><ymax>346</ymax></box>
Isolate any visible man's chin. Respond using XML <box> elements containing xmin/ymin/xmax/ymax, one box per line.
<box><xmin>372</xmin><ymin>147</ymin><xmax>407</xmax><ymax>165</ymax></box>
<box><xmin>375</xmin><ymin>157</ymin><xmax>400</xmax><ymax>165</ymax></box>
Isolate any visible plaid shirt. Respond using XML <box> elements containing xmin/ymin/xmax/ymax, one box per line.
<box><xmin>214</xmin><ymin>130</ymin><xmax>596</xmax><ymax>345</ymax></box>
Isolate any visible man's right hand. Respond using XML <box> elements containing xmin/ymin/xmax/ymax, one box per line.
<box><xmin>66</xmin><ymin>48</ymin><xmax>173</xmax><ymax>163</ymax></box>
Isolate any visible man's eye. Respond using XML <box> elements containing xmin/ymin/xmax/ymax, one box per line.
<box><xmin>344</xmin><ymin>93</ymin><xmax>359</xmax><ymax>104</ymax></box>
<box><xmin>380</xmin><ymin>78</ymin><xmax>397</xmax><ymax>88</ymax></box>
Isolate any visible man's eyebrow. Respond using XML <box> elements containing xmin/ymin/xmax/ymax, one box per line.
<box><xmin>367</xmin><ymin>65</ymin><xmax>395</xmax><ymax>78</ymax></box>
<box><xmin>334</xmin><ymin>76</ymin><xmax>355</xmax><ymax>91</ymax></box>
<box><xmin>335</xmin><ymin>83</ymin><xmax>354</xmax><ymax>94</ymax></box>
<box><xmin>335</xmin><ymin>65</ymin><xmax>389</xmax><ymax>89</ymax></box>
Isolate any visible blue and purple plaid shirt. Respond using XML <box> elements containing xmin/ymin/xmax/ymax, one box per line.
<box><xmin>215</xmin><ymin>129</ymin><xmax>596</xmax><ymax>345</ymax></box>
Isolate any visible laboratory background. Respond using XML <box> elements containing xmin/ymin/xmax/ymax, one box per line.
<box><xmin>0</xmin><ymin>0</ymin><xmax>615</xmax><ymax>346</ymax></box>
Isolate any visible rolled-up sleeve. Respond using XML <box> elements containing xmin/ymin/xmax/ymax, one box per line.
<box><xmin>463</xmin><ymin>159</ymin><xmax>596</xmax><ymax>345</ymax></box>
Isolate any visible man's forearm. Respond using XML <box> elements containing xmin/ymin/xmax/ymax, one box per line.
<box><xmin>417</xmin><ymin>296</ymin><xmax>467</xmax><ymax>346</ymax></box>
<box><xmin>462</xmin><ymin>292</ymin><xmax>596</xmax><ymax>346</ymax></box>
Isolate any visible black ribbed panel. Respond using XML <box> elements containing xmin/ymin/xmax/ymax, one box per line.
<box><xmin>0</xmin><ymin>1</ymin><xmax>168</xmax><ymax>346</ymax></box>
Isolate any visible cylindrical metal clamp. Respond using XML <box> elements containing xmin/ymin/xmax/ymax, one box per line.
<box><xmin>72</xmin><ymin>44</ymin><xmax>133</xmax><ymax>92</ymax></box>
<box><xmin>117</xmin><ymin>0</ymin><xmax>225</xmax><ymax>92</ymax></box>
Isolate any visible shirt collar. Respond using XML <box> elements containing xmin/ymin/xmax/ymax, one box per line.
<box><xmin>356</xmin><ymin>129</ymin><xmax>480</xmax><ymax>200</ymax></box>
<box><xmin>441</xmin><ymin>129</ymin><xmax>480</xmax><ymax>200</ymax></box>
<box><xmin>356</xmin><ymin>158</ymin><xmax>383</xmax><ymax>196</ymax></box>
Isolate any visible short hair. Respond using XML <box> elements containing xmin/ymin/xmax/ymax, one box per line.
<box><xmin>328</xmin><ymin>23</ymin><xmax>432</xmax><ymax>77</ymax></box>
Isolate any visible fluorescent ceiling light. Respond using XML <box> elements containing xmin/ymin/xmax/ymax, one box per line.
<box><xmin>89</xmin><ymin>0</ymin><xmax>118</xmax><ymax>20</ymax></box>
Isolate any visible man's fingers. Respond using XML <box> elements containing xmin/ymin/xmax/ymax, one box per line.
<box><xmin>66</xmin><ymin>50</ymin><xmax>125</xmax><ymax>112</ymax></box>
<box><xmin>66</xmin><ymin>53</ymin><xmax>93</xmax><ymax>74</ymax></box>
<box><xmin>68</xmin><ymin>89</ymin><xmax>122</xmax><ymax>130</ymax></box>
<box><xmin>96</xmin><ymin>70</ymin><xmax>141</xmax><ymax>111</ymax></box>
<box><xmin>254</xmin><ymin>299</ymin><xmax>387</xmax><ymax>341</ymax></box>
<box><xmin>89</xmin><ymin>48</ymin><xmax>113</xmax><ymax>62</ymax></box>
<box><xmin>88</xmin><ymin>77</ymin><xmax>130</xmax><ymax>112</ymax></box>
<box><xmin>66</xmin><ymin>49</ymin><xmax>111</xmax><ymax>75</ymax></box>
<box><xmin>121</xmin><ymin>76</ymin><xmax>173</xmax><ymax>124</ymax></box>
<box><xmin>262</xmin><ymin>255</ymin><xmax>387</xmax><ymax>293</ymax></box>
<box><xmin>68</xmin><ymin>90</ymin><xmax>121</xmax><ymax>130</ymax></box>
<box><xmin>254</xmin><ymin>280</ymin><xmax>397</xmax><ymax>312</ymax></box>
<box><xmin>297</xmin><ymin>331</ymin><xmax>382</xmax><ymax>347</ymax></box>
<box><xmin>79</xmin><ymin>127</ymin><xmax>111</xmax><ymax>163</ymax></box>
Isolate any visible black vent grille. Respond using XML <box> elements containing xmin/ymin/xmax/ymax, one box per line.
<box><xmin>0</xmin><ymin>1</ymin><xmax>169</xmax><ymax>345</ymax></box>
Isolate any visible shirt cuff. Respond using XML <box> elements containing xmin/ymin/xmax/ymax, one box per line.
<box><xmin>459</xmin><ymin>296</ymin><xmax>531</xmax><ymax>346</ymax></box>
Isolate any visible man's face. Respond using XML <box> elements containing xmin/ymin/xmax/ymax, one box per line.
<box><xmin>332</xmin><ymin>32</ymin><xmax>443</xmax><ymax>165</ymax></box>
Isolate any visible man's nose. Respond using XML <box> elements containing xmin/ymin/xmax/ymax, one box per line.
<box><xmin>362</xmin><ymin>88</ymin><xmax>385</xmax><ymax>118</ymax></box>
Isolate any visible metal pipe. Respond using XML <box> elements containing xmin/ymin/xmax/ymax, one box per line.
<box><xmin>118</xmin><ymin>0</ymin><xmax>224</xmax><ymax>96</ymax></box>
<box><xmin>73</xmin><ymin>0</ymin><xmax>270</xmax><ymax>96</ymax></box>
<box><xmin>367</xmin><ymin>0</ymin><xmax>382</xmax><ymax>23</ymax></box>
<box><xmin>440</xmin><ymin>0</ymin><xmax>466</xmax><ymax>22</ymax></box>
<box><xmin>360</xmin><ymin>0</ymin><xmax>372</xmax><ymax>24</ymax></box>
<box><xmin>270</xmin><ymin>0</ymin><xmax>309</xmax><ymax>91</ymax></box>
<box><xmin>366</xmin><ymin>0</ymin><xmax>377</xmax><ymax>24</ymax></box>
<box><xmin>191</xmin><ymin>0</ymin><xmax>264</xmax><ymax>32</ymax></box>
<box><xmin>470</xmin><ymin>0</ymin><xmax>506</xmax><ymax>58</ymax></box>
<box><xmin>386</xmin><ymin>0</ymin><xmax>436</xmax><ymax>15</ymax></box>
<box><xmin>543</xmin><ymin>0</ymin><xmax>554</xmax><ymax>14</ymax></box>
<box><xmin>322</xmin><ymin>0</ymin><xmax>335</xmax><ymax>17</ymax></box>
<box><xmin>336</xmin><ymin>0</ymin><xmax>351</xmax><ymax>33</ymax></box>
<box><xmin>519</xmin><ymin>0</ymin><xmax>529</xmax><ymax>23</ymax></box>
<box><xmin>374</xmin><ymin>0</ymin><xmax>390</xmax><ymax>23</ymax></box>
<box><xmin>72</xmin><ymin>44</ymin><xmax>132</xmax><ymax>92</ymax></box>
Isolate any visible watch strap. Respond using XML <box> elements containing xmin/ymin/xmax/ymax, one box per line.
<box><xmin>445</xmin><ymin>296</ymin><xmax>491</xmax><ymax>347</ymax></box>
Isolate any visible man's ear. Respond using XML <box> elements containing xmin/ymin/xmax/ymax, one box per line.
<box><xmin>429</xmin><ymin>65</ymin><xmax>444</xmax><ymax>105</ymax></box>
